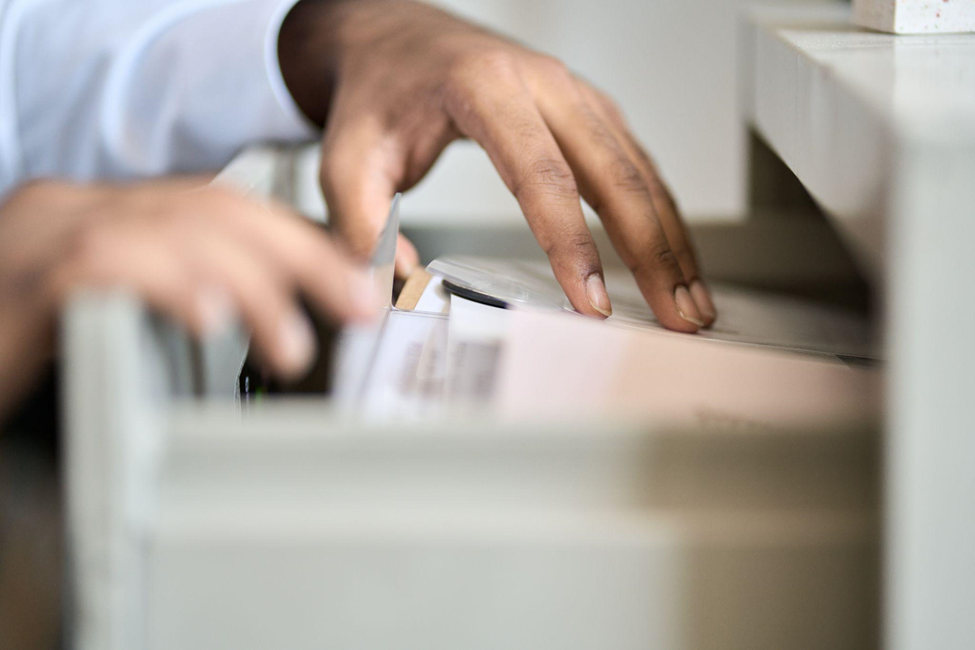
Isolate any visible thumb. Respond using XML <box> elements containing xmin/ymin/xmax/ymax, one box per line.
<box><xmin>320</xmin><ymin>116</ymin><xmax>399</xmax><ymax>262</ymax></box>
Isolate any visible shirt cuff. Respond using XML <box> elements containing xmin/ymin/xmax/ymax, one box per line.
<box><xmin>263</xmin><ymin>0</ymin><xmax>320</xmax><ymax>140</ymax></box>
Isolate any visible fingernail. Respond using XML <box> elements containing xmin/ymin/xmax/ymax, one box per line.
<box><xmin>195</xmin><ymin>286</ymin><xmax>236</xmax><ymax>335</ymax></box>
<box><xmin>278</xmin><ymin>312</ymin><xmax>316</xmax><ymax>377</ymax></box>
<box><xmin>348</xmin><ymin>269</ymin><xmax>383</xmax><ymax>318</ymax></box>
<box><xmin>674</xmin><ymin>285</ymin><xmax>704</xmax><ymax>327</ymax></box>
<box><xmin>586</xmin><ymin>274</ymin><xmax>613</xmax><ymax>317</ymax></box>
<box><xmin>689</xmin><ymin>279</ymin><xmax>717</xmax><ymax>325</ymax></box>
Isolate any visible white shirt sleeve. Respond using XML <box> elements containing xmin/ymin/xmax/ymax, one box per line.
<box><xmin>0</xmin><ymin>0</ymin><xmax>318</xmax><ymax>198</ymax></box>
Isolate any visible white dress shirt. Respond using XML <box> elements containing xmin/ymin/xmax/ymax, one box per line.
<box><xmin>0</xmin><ymin>0</ymin><xmax>318</xmax><ymax>199</ymax></box>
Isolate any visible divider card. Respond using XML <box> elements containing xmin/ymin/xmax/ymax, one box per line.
<box><xmin>358</xmin><ymin>310</ymin><xmax>449</xmax><ymax>421</ymax></box>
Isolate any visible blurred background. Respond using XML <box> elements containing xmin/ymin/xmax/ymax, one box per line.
<box><xmin>395</xmin><ymin>0</ymin><xmax>840</xmax><ymax>226</ymax></box>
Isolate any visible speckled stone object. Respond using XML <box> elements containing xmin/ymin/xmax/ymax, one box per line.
<box><xmin>853</xmin><ymin>0</ymin><xmax>975</xmax><ymax>33</ymax></box>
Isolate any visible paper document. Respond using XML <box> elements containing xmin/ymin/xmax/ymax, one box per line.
<box><xmin>493</xmin><ymin>308</ymin><xmax>880</xmax><ymax>430</ymax></box>
<box><xmin>329</xmin><ymin>223</ymin><xmax>879</xmax><ymax>427</ymax></box>
<box><xmin>428</xmin><ymin>256</ymin><xmax>876</xmax><ymax>359</ymax></box>
<box><xmin>357</xmin><ymin>310</ymin><xmax>448</xmax><ymax>421</ymax></box>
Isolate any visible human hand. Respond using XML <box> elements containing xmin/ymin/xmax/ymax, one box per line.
<box><xmin>0</xmin><ymin>180</ymin><xmax>377</xmax><ymax>419</ymax></box>
<box><xmin>279</xmin><ymin>0</ymin><xmax>716</xmax><ymax>331</ymax></box>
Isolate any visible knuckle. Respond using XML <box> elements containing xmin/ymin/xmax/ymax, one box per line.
<box><xmin>533</xmin><ymin>54</ymin><xmax>571</xmax><ymax>81</ymax></box>
<box><xmin>651</xmin><ymin>244</ymin><xmax>680</xmax><ymax>272</ymax></box>
<box><xmin>64</xmin><ymin>224</ymin><xmax>113</xmax><ymax>273</ymax></box>
<box><xmin>470</xmin><ymin>48</ymin><xmax>520</xmax><ymax>78</ymax></box>
<box><xmin>608</xmin><ymin>157</ymin><xmax>648</xmax><ymax>196</ymax></box>
<box><xmin>447</xmin><ymin>48</ymin><xmax>519</xmax><ymax>92</ymax></box>
<box><xmin>625</xmin><ymin>240</ymin><xmax>679</xmax><ymax>277</ymax></box>
<box><xmin>542</xmin><ymin>229</ymin><xmax>596</xmax><ymax>259</ymax></box>
<box><xmin>584</xmin><ymin>110</ymin><xmax>620</xmax><ymax>151</ymax></box>
<box><xmin>514</xmin><ymin>157</ymin><xmax>578</xmax><ymax>202</ymax></box>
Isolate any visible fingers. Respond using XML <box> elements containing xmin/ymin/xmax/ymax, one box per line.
<box><xmin>46</xmin><ymin>224</ymin><xmax>213</xmax><ymax>336</ymax></box>
<box><xmin>525</xmin><ymin>65</ymin><xmax>701</xmax><ymax>331</ymax></box>
<box><xmin>318</xmin><ymin>109</ymin><xmax>448</xmax><ymax>281</ymax></box>
<box><xmin>46</xmin><ymin>187</ymin><xmax>381</xmax><ymax>380</ymax></box>
<box><xmin>176</xmin><ymin>225</ymin><xmax>318</xmax><ymax>379</ymax></box>
<box><xmin>176</xmin><ymin>191</ymin><xmax>382</xmax><ymax>378</ymax></box>
<box><xmin>318</xmin><ymin>117</ymin><xmax>421</xmax><ymax>281</ymax></box>
<box><xmin>319</xmin><ymin>116</ymin><xmax>398</xmax><ymax>261</ymax></box>
<box><xmin>310</xmin><ymin>37</ymin><xmax>709</xmax><ymax>329</ymax></box>
<box><xmin>197</xmin><ymin>190</ymin><xmax>379</xmax><ymax>323</ymax></box>
<box><xmin>444</xmin><ymin>57</ymin><xmax>611</xmax><ymax>318</ymax></box>
<box><xmin>575</xmin><ymin>80</ymin><xmax>717</xmax><ymax>326</ymax></box>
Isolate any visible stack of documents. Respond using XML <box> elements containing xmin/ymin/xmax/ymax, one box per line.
<box><xmin>338</xmin><ymin>255</ymin><xmax>879</xmax><ymax>430</ymax></box>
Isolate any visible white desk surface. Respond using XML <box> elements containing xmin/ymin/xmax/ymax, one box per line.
<box><xmin>748</xmin><ymin>5</ymin><xmax>975</xmax><ymax>140</ymax></box>
<box><xmin>741</xmin><ymin>4</ymin><xmax>975</xmax><ymax>276</ymax></box>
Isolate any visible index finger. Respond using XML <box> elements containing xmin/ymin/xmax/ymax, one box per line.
<box><xmin>444</xmin><ymin>57</ymin><xmax>612</xmax><ymax>318</ymax></box>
